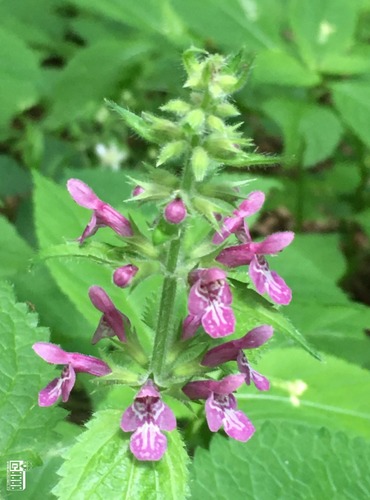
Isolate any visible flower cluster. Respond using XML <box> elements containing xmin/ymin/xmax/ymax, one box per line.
<box><xmin>33</xmin><ymin>49</ymin><xmax>295</xmax><ymax>462</ymax></box>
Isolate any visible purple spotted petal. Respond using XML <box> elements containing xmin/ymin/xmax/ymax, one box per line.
<box><xmin>67</xmin><ymin>179</ymin><xmax>100</xmax><ymax>209</ymax></box>
<box><xmin>121</xmin><ymin>402</ymin><xmax>145</xmax><ymax>432</ymax></box>
<box><xmin>250</xmin><ymin>231</ymin><xmax>294</xmax><ymax>255</ymax></box>
<box><xmin>137</xmin><ymin>379</ymin><xmax>160</xmax><ymax>399</ymax></box>
<box><xmin>205</xmin><ymin>393</ymin><xmax>255</xmax><ymax>441</ymax></box>
<box><xmin>249</xmin><ymin>256</ymin><xmax>292</xmax><ymax>305</ymax></box>
<box><xmin>130</xmin><ymin>423</ymin><xmax>168</xmax><ymax>461</ymax></box>
<box><xmin>202</xmin><ymin>304</ymin><xmax>235</xmax><ymax>337</ymax></box>
<box><xmin>38</xmin><ymin>364</ymin><xmax>76</xmax><ymax>406</ymax></box>
<box><xmin>216</xmin><ymin>244</ymin><xmax>254</xmax><ymax>268</ymax></box>
<box><xmin>33</xmin><ymin>342</ymin><xmax>69</xmax><ymax>365</ymax></box>
<box><xmin>156</xmin><ymin>402</ymin><xmax>177</xmax><ymax>431</ymax></box>
<box><xmin>237</xmin><ymin>351</ymin><xmax>270</xmax><ymax>391</ymax></box>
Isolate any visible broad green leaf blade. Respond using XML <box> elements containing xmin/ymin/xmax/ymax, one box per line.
<box><xmin>299</xmin><ymin>106</ymin><xmax>343</xmax><ymax>167</ymax></box>
<box><xmin>289</xmin><ymin>0</ymin><xmax>360</xmax><ymax>67</ymax></box>
<box><xmin>191</xmin><ymin>423</ymin><xmax>370</xmax><ymax>500</ymax></box>
<box><xmin>46</xmin><ymin>40</ymin><xmax>151</xmax><ymax>127</ymax></box>
<box><xmin>253</xmin><ymin>50</ymin><xmax>321</xmax><ymax>87</ymax></box>
<box><xmin>0</xmin><ymin>216</ymin><xmax>33</xmax><ymax>279</ymax></box>
<box><xmin>237</xmin><ymin>348</ymin><xmax>370</xmax><ymax>439</ymax></box>
<box><xmin>331</xmin><ymin>81</ymin><xmax>370</xmax><ymax>148</ymax></box>
<box><xmin>9</xmin><ymin>422</ymin><xmax>82</xmax><ymax>500</ymax></box>
<box><xmin>231</xmin><ymin>281</ymin><xmax>320</xmax><ymax>360</ymax></box>
<box><xmin>0</xmin><ymin>281</ymin><xmax>65</xmax><ymax>474</ymax></box>
<box><xmin>172</xmin><ymin>0</ymin><xmax>283</xmax><ymax>51</ymax></box>
<box><xmin>53</xmin><ymin>410</ymin><xmax>189</xmax><ymax>499</ymax></box>
<box><xmin>0</xmin><ymin>28</ymin><xmax>41</xmax><ymax>132</ymax></box>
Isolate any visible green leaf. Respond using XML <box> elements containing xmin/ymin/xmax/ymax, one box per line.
<box><xmin>253</xmin><ymin>50</ymin><xmax>321</xmax><ymax>87</ymax></box>
<box><xmin>0</xmin><ymin>28</ymin><xmax>41</xmax><ymax>131</ymax></box>
<box><xmin>0</xmin><ymin>216</ymin><xmax>33</xmax><ymax>279</ymax></box>
<box><xmin>231</xmin><ymin>281</ymin><xmax>320</xmax><ymax>360</ymax></box>
<box><xmin>191</xmin><ymin>422</ymin><xmax>370</xmax><ymax>499</ymax></box>
<box><xmin>46</xmin><ymin>40</ymin><xmax>150</xmax><ymax>127</ymax></box>
<box><xmin>299</xmin><ymin>106</ymin><xmax>343</xmax><ymax>167</ymax></box>
<box><xmin>331</xmin><ymin>81</ymin><xmax>370</xmax><ymax>148</ymax></box>
<box><xmin>9</xmin><ymin>422</ymin><xmax>82</xmax><ymax>500</ymax></box>
<box><xmin>0</xmin><ymin>155</ymin><xmax>31</xmax><ymax>198</ymax></box>
<box><xmin>289</xmin><ymin>0</ymin><xmax>361</xmax><ymax>67</ymax></box>
<box><xmin>237</xmin><ymin>348</ymin><xmax>370</xmax><ymax>440</ymax></box>
<box><xmin>0</xmin><ymin>281</ymin><xmax>65</xmax><ymax>474</ymax></box>
<box><xmin>172</xmin><ymin>0</ymin><xmax>284</xmax><ymax>51</ymax></box>
<box><xmin>53</xmin><ymin>410</ymin><xmax>190</xmax><ymax>499</ymax></box>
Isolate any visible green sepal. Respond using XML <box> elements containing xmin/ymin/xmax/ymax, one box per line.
<box><xmin>105</xmin><ymin>100</ymin><xmax>155</xmax><ymax>142</ymax></box>
<box><xmin>152</xmin><ymin>217</ymin><xmax>181</xmax><ymax>246</ymax></box>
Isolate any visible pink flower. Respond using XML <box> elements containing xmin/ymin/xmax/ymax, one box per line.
<box><xmin>202</xmin><ymin>325</ymin><xmax>273</xmax><ymax>390</ymax></box>
<box><xmin>132</xmin><ymin>185</ymin><xmax>145</xmax><ymax>197</ymax></box>
<box><xmin>121</xmin><ymin>380</ymin><xmax>176</xmax><ymax>461</ymax></box>
<box><xmin>33</xmin><ymin>342</ymin><xmax>111</xmax><ymax>406</ymax></box>
<box><xmin>164</xmin><ymin>198</ymin><xmax>187</xmax><ymax>224</ymax></box>
<box><xmin>212</xmin><ymin>191</ymin><xmax>265</xmax><ymax>244</ymax></box>
<box><xmin>182</xmin><ymin>268</ymin><xmax>235</xmax><ymax>339</ymax></box>
<box><xmin>113</xmin><ymin>264</ymin><xmax>139</xmax><ymax>288</ymax></box>
<box><xmin>217</xmin><ymin>232</ymin><xmax>294</xmax><ymax>305</ymax></box>
<box><xmin>67</xmin><ymin>178</ymin><xmax>133</xmax><ymax>244</ymax></box>
<box><xmin>88</xmin><ymin>286</ymin><xmax>129</xmax><ymax>344</ymax></box>
<box><xmin>183</xmin><ymin>375</ymin><xmax>255</xmax><ymax>442</ymax></box>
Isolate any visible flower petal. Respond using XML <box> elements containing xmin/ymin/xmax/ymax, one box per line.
<box><xmin>212</xmin><ymin>217</ymin><xmax>243</xmax><ymax>244</ymax></box>
<box><xmin>237</xmin><ymin>325</ymin><xmax>273</xmax><ymax>349</ymax></box>
<box><xmin>88</xmin><ymin>286</ymin><xmax>114</xmax><ymax>313</ymax></box>
<box><xmin>182</xmin><ymin>314</ymin><xmax>202</xmax><ymax>340</ymax></box>
<box><xmin>205</xmin><ymin>393</ymin><xmax>224</xmax><ymax>432</ymax></box>
<box><xmin>154</xmin><ymin>401</ymin><xmax>177</xmax><ymax>431</ymax></box>
<box><xmin>67</xmin><ymin>179</ymin><xmax>100</xmax><ymax>209</ymax></box>
<box><xmin>33</xmin><ymin>342</ymin><xmax>69</xmax><ymax>365</ymax></box>
<box><xmin>69</xmin><ymin>353</ymin><xmax>111</xmax><ymax>376</ymax></box>
<box><xmin>61</xmin><ymin>364</ymin><xmax>76</xmax><ymax>402</ymax></box>
<box><xmin>97</xmin><ymin>204</ymin><xmax>133</xmax><ymax>237</ymax></box>
<box><xmin>202</xmin><ymin>304</ymin><xmax>235</xmax><ymax>338</ymax></box>
<box><xmin>216</xmin><ymin>244</ymin><xmax>254</xmax><ymax>268</ymax></box>
<box><xmin>237</xmin><ymin>191</ymin><xmax>265</xmax><ymax>217</ymax></box>
<box><xmin>223</xmin><ymin>408</ymin><xmax>255</xmax><ymax>441</ymax></box>
<box><xmin>249</xmin><ymin>256</ymin><xmax>292</xmax><ymax>305</ymax></box>
<box><xmin>120</xmin><ymin>403</ymin><xmax>145</xmax><ymax>432</ymax></box>
<box><xmin>201</xmin><ymin>342</ymin><xmax>240</xmax><ymax>366</ymax></box>
<box><xmin>38</xmin><ymin>377</ymin><xmax>63</xmax><ymax>406</ymax></box>
<box><xmin>250</xmin><ymin>231</ymin><xmax>294</xmax><ymax>255</ymax></box>
<box><xmin>130</xmin><ymin>422</ymin><xmax>168</xmax><ymax>461</ymax></box>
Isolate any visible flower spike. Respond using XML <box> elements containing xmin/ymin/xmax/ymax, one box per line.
<box><xmin>67</xmin><ymin>178</ymin><xmax>133</xmax><ymax>244</ymax></box>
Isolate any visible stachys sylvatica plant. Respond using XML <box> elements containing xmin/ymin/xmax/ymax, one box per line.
<box><xmin>33</xmin><ymin>49</ymin><xmax>297</xmax><ymax>462</ymax></box>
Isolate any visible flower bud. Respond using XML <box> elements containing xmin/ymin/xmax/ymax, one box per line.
<box><xmin>164</xmin><ymin>198</ymin><xmax>187</xmax><ymax>224</ymax></box>
<box><xmin>207</xmin><ymin>115</ymin><xmax>225</xmax><ymax>132</ymax></box>
<box><xmin>156</xmin><ymin>141</ymin><xmax>187</xmax><ymax>167</ymax></box>
<box><xmin>185</xmin><ymin>109</ymin><xmax>205</xmax><ymax>131</ymax></box>
<box><xmin>132</xmin><ymin>185</ymin><xmax>145</xmax><ymax>197</ymax></box>
<box><xmin>215</xmin><ymin>102</ymin><xmax>240</xmax><ymax>118</ymax></box>
<box><xmin>191</xmin><ymin>146</ymin><xmax>210</xmax><ymax>182</ymax></box>
<box><xmin>113</xmin><ymin>265</ymin><xmax>139</xmax><ymax>288</ymax></box>
<box><xmin>160</xmin><ymin>99</ymin><xmax>190</xmax><ymax>115</ymax></box>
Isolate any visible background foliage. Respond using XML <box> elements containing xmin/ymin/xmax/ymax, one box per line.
<box><xmin>1</xmin><ymin>0</ymin><xmax>369</xmax><ymax>498</ymax></box>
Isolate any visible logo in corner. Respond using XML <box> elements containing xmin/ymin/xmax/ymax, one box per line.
<box><xmin>7</xmin><ymin>460</ymin><xmax>32</xmax><ymax>491</ymax></box>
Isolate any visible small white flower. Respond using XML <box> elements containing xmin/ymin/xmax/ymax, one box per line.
<box><xmin>95</xmin><ymin>143</ymin><xmax>128</xmax><ymax>171</ymax></box>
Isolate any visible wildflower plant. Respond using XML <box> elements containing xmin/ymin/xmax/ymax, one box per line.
<box><xmin>31</xmin><ymin>49</ymin><xmax>318</xmax><ymax>494</ymax></box>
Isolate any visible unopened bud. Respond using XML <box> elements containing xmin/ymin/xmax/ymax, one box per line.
<box><xmin>207</xmin><ymin>115</ymin><xmax>225</xmax><ymax>132</ymax></box>
<box><xmin>215</xmin><ymin>102</ymin><xmax>240</xmax><ymax>118</ymax></box>
<box><xmin>217</xmin><ymin>74</ymin><xmax>238</xmax><ymax>91</ymax></box>
<box><xmin>132</xmin><ymin>185</ymin><xmax>145</xmax><ymax>197</ymax></box>
<box><xmin>185</xmin><ymin>109</ymin><xmax>205</xmax><ymax>131</ymax></box>
<box><xmin>191</xmin><ymin>146</ymin><xmax>210</xmax><ymax>181</ymax></box>
<box><xmin>113</xmin><ymin>264</ymin><xmax>139</xmax><ymax>288</ymax></box>
<box><xmin>161</xmin><ymin>99</ymin><xmax>190</xmax><ymax>115</ymax></box>
<box><xmin>164</xmin><ymin>198</ymin><xmax>187</xmax><ymax>224</ymax></box>
<box><xmin>156</xmin><ymin>141</ymin><xmax>187</xmax><ymax>166</ymax></box>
